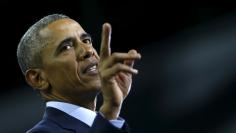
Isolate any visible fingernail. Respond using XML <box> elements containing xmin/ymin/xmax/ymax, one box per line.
<box><xmin>138</xmin><ymin>53</ymin><xmax>141</xmax><ymax>58</ymax></box>
<box><xmin>132</xmin><ymin>69</ymin><xmax>138</xmax><ymax>74</ymax></box>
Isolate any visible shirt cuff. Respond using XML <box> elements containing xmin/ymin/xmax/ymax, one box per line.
<box><xmin>109</xmin><ymin>117</ymin><xmax>125</xmax><ymax>129</ymax></box>
<box><xmin>98</xmin><ymin>112</ymin><xmax>125</xmax><ymax>129</ymax></box>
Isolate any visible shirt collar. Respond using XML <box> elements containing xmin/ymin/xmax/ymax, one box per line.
<box><xmin>46</xmin><ymin>101</ymin><xmax>96</xmax><ymax>127</ymax></box>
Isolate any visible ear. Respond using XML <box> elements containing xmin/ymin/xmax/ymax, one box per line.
<box><xmin>25</xmin><ymin>69</ymin><xmax>49</xmax><ymax>90</ymax></box>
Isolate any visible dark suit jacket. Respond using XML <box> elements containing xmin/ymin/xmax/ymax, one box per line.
<box><xmin>27</xmin><ymin>107</ymin><xmax>130</xmax><ymax>133</ymax></box>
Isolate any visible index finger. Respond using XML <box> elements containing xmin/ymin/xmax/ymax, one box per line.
<box><xmin>100</xmin><ymin>23</ymin><xmax>112</xmax><ymax>61</ymax></box>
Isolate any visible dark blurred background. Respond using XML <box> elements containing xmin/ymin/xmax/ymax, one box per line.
<box><xmin>1</xmin><ymin>0</ymin><xmax>236</xmax><ymax>132</ymax></box>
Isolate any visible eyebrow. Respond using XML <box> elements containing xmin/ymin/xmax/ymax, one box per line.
<box><xmin>80</xmin><ymin>33</ymin><xmax>92</xmax><ymax>40</ymax></box>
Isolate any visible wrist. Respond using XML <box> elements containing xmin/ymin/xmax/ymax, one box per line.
<box><xmin>99</xmin><ymin>101</ymin><xmax>122</xmax><ymax>120</ymax></box>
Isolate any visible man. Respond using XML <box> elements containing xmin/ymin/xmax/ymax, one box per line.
<box><xmin>17</xmin><ymin>14</ymin><xmax>141</xmax><ymax>133</ymax></box>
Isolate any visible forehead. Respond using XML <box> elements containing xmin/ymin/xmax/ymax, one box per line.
<box><xmin>39</xmin><ymin>18</ymin><xmax>85</xmax><ymax>42</ymax></box>
<box><xmin>39</xmin><ymin>18</ymin><xmax>86</xmax><ymax>59</ymax></box>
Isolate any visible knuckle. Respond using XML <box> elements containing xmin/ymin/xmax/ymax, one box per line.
<box><xmin>115</xmin><ymin>63</ymin><xmax>123</xmax><ymax>69</ymax></box>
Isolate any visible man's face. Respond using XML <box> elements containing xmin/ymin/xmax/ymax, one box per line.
<box><xmin>39</xmin><ymin>18</ymin><xmax>100</xmax><ymax>100</ymax></box>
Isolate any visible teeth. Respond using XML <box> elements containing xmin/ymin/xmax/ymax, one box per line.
<box><xmin>88</xmin><ymin>65</ymin><xmax>97</xmax><ymax>72</ymax></box>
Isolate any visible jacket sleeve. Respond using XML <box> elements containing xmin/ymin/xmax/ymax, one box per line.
<box><xmin>90</xmin><ymin>113</ymin><xmax>130</xmax><ymax>133</ymax></box>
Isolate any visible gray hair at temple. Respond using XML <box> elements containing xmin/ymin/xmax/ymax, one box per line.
<box><xmin>17</xmin><ymin>14</ymin><xmax>69</xmax><ymax>75</ymax></box>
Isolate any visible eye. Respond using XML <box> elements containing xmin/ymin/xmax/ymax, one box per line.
<box><xmin>60</xmin><ymin>41</ymin><xmax>74</xmax><ymax>52</ymax></box>
<box><xmin>82</xmin><ymin>38</ymin><xmax>92</xmax><ymax>44</ymax></box>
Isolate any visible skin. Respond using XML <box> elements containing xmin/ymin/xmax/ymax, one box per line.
<box><xmin>25</xmin><ymin>18</ymin><xmax>141</xmax><ymax>120</ymax></box>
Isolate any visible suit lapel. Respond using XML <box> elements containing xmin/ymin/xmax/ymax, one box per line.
<box><xmin>43</xmin><ymin>107</ymin><xmax>91</xmax><ymax>133</ymax></box>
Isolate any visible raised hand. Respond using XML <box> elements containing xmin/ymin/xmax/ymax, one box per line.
<box><xmin>99</xmin><ymin>23</ymin><xmax>141</xmax><ymax>119</ymax></box>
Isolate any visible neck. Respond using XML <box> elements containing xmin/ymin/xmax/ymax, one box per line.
<box><xmin>41</xmin><ymin>90</ymin><xmax>99</xmax><ymax>111</ymax></box>
<box><xmin>73</xmin><ymin>96</ymin><xmax>97</xmax><ymax>111</ymax></box>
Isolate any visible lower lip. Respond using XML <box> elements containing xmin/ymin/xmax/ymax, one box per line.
<box><xmin>85</xmin><ymin>69</ymin><xmax>99</xmax><ymax>76</ymax></box>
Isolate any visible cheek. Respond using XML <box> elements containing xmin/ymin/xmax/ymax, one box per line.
<box><xmin>44</xmin><ymin>60</ymin><xmax>78</xmax><ymax>86</ymax></box>
<box><xmin>47</xmin><ymin>60</ymin><xmax>75</xmax><ymax>73</ymax></box>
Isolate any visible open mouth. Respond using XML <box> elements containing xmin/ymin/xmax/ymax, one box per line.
<box><xmin>83</xmin><ymin>62</ymin><xmax>98</xmax><ymax>75</ymax></box>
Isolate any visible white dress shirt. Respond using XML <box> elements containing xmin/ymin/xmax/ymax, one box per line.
<box><xmin>46</xmin><ymin>101</ymin><xmax>125</xmax><ymax>128</ymax></box>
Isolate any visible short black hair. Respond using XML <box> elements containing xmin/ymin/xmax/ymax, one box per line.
<box><xmin>17</xmin><ymin>14</ymin><xmax>69</xmax><ymax>75</ymax></box>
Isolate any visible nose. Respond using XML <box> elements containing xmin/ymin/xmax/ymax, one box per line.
<box><xmin>77</xmin><ymin>44</ymin><xmax>94</xmax><ymax>60</ymax></box>
<box><xmin>83</xmin><ymin>49</ymin><xmax>93</xmax><ymax>59</ymax></box>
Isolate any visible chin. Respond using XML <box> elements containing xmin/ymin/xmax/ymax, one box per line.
<box><xmin>84</xmin><ymin>78</ymin><xmax>100</xmax><ymax>89</ymax></box>
<box><xmin>90</xmin><ymin>82</ymin><xmax>101</xmax><ymax>91</ymax></box>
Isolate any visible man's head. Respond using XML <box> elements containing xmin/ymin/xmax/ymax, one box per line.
<box><xmin>17</xmin><ymin>14</ymin><xmax>101</xmax><ymax>103</ymax></box>
<box><xmin>17</xmin><ymin>14</ymin><xmax>69</xmax><ymax>75</ymax></box>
